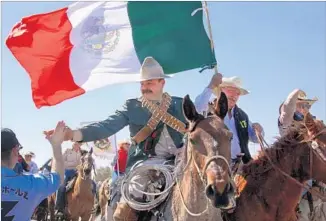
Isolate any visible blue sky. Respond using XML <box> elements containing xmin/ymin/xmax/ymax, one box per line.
<box><xmin>2</xmin><ymin>2</ymin><xmax>325</xmax><ymax>167</ymax></box>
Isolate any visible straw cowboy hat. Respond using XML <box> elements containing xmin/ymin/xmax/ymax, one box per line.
<box><xmin>297</xmin><ymin>91</ymin><xmax>318</xmax><ymax>105</ymax></box>
<box><xmin>24</xmin><ymin>151</ymin><xmax>35</xmax><ymax>157</ymax></box>
<box><xmin>139</xmin><ymin>57</ymin><xmax>171</xmax><ymax>82</ymax></box>
<box><xmin>118</xmin><ymin>138</ymin><xmax>131</xmax><ymax>146</ymax></box>
<box><xmin>219</xmin><ymin>76</ymin><xmax>250</xmax><ymax>96</ymax></box>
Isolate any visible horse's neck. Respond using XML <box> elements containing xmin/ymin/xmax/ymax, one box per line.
<box><xmin>74</xmin><ymin>171</ymin><xmax>92</xmax><ymax>194</ymax></box>
<box><xmin>237</xmin><ymin>149</ymin><xmax>309</xmax><ymax>220</ymax></box>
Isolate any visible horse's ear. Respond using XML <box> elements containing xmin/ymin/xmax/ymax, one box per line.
<box><xmin>213</xmin><ymin>92</ymin><xmax>228</xmax><ymax>120</ymax></box>
<box><xmin>183</xmin><ymin>95</ymin><xmax>200</xmax><ymax>122</ymax></box>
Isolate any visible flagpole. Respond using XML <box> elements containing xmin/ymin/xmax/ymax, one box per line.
<box><xmin>202</xmin><ymin>1</ymin><xmax>218</xmax><ymax>75</ymax></box>
<box><xmin>202</xmin><ymin>1</ymin><xmax>221</xmax><ymax>117</ymax></box>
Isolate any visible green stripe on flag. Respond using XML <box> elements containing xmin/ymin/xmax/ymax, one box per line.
<box><xmin>127</xmin><ymin>1</ymin><xmax>216</xmax><ymax>74</ymax></box>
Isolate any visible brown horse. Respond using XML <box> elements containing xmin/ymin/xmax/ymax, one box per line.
<box><xmin>224</xmin><ymin>113</ymin><xmax>326</xmax><ymax>221</ymax></box>
<box><xmin>98</xmin><ymin>178</ymin><xmax>111</xmax><ymax>220</ymax></box>
<box><xmin>66</xmin><ymin>148</ymin><xmax>95</xmax><ymax>221</ymax></box>
<box><xmin>110</xmin><ymin>93</ymin><xmax>236</xmax><ymax>221</ymax></box>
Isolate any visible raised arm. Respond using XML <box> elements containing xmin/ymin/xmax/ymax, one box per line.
<box><xmin>194</xmin><ymin>73</ymin><xmax>223</xmax><ymax>114</ymax></box>
<box><xmin>194</xmin><ymin>88</ymin><xmax>214</xmax><ymax>113</ymax></box>
<box><xmin>45</xmin><ymin>121</ymin><xmax>66</xmax><ymax>185</ymax></box>
<box><xmin>279</xmin><ymin>89</ymin><xmax>303</xmax><ymax>127</ymax></box>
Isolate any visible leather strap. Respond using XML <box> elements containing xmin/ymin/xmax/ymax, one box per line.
<box><xmin>131</xmin><ymin>93</ymin><xmax>171</xmax><ymax>144</ymax></box>
<box><xmin>141</xmin><ymin>94</ymin><xmax>187</xmax><ymax>134</ymax></box>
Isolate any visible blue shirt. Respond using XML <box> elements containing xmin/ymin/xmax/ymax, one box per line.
<box><xmin>13</xmin><ymin>163</ymin><xmax>24</xmax><ymax>175</ymax></box>
<box><xmin>1</xmin><ymin>167</ymin><xmax>60</xmax><ymax>221</ymax></box>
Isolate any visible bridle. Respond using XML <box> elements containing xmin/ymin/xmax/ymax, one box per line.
<box><xmin>255</xmin><ymin>127</ymin><xmax>326</xmax><ymax>201</ymax></box>
<box><xmin>175</xmin><ymin>116</ymin><xmax>234</xmax><ymax>216</ymax></box>
<box><xmin>79</xmin><ymin>153</ymin><xmax>94</xmax><ymax>180</ymax></box>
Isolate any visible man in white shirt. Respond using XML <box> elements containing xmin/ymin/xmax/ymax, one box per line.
<box><xmin>195</xmin><ymin>73</ymin><xmax>264</xmax><ymax>164</ymax></box>
<box><xmin>24</xmin><ymin>151</ymin><xmax>39</xmax><ymax>174</ymax></box>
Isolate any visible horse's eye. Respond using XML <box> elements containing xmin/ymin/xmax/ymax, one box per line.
<box><xmin>229</xmin><ymin>134</ymin><xmax>233</xmax><ymax>141</ymax></box>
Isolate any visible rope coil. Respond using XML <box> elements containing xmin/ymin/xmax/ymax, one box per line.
<box><xmin>120</xmin><ymin>161</ymin><xmax>176</xmax><ymax>211</ymax></box>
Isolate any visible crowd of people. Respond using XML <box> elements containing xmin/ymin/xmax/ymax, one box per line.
<box><xmin>1</xmin><ymin>57</ymin><xmax>321</xmax><ymax>221</ymax></box>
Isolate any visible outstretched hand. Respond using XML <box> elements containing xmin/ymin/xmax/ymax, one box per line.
<box><xmin>44</xmin><ymin>123</ymin><xmax>73</xmax><ymax>142</ymax></box>
<box><xmin>45</xmin><ymin>121</ymin><xmax>67</xmax><ymax>147</ymax></box>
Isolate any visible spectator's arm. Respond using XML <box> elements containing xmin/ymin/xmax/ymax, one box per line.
<box><xmin>51</xmin><ymin>144</ymin><xmax>64</xmax><ymax>185</ymax></box>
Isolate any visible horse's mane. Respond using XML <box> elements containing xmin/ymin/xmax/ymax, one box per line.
<box><xmin>241</xmin><ymin>123</ymin><xmax>309</xmax><ymax>181</ymax></box>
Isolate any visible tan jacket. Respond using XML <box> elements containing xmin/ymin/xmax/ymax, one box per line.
<box><xmin>63</xmin><ymin>148</ymin><xmax>81</xmax><ymax>170</ymax></box>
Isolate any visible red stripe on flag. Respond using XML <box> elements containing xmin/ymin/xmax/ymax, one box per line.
<box><xmin>6</xmin><ymin>7</ymin><xmax>85</xmax><ymax>109</ymax></box>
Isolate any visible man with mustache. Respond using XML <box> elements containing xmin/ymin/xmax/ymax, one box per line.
<box><xmin>44</xmin><ymin>57</ymin><xmax>187</xmax><ymax>221</ymax></box>
<box><xmin>195</xmin><ymin>73</ymin><xmax>264</xmax><ymax>164</ymax></box>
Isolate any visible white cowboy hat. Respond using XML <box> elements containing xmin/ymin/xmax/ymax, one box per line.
<box><xmin>118</xmin><ymin>138</ymin><xmax>131</xmax><ymax>146</ymax></box>
<box><xmin>297</xmin><ymin>92</ymin><xmax>318</xmax><ymax>105</ymax></box>
<box><xmin>219</xmin><ymin>76</ymin><xmax>250</xmax><ymax>96</ymax></box>
<box><xmin>24</xmin><ymin>151</ymin><xmax>35</xmax><ymax>157</ymax></box>
<box><xmin>139</xmin><ymin>57</ymin><xmax>171</xmax><ymax>82</ymax></box>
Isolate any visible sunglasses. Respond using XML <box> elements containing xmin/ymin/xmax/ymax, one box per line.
<box><xmin>16</xmin><ymin>143</ymin><xmax>23</xmax><ymax>151</ymax></box>
<box><xmin>299</xmin><ymin>103</ymin><xmax>311</xmax><ymax>109</ymax></box>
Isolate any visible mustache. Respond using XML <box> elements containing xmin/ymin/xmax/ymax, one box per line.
<box><xmin>142</xmin><ymin>89</ymin><xmax>153</xmax><ymax>94</ymax></box>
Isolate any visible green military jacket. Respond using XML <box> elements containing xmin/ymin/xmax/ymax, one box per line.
<box><xmin>79</xmin><ymin>96</ymin><xmax>186</xmax><ymax>171</ymax></box>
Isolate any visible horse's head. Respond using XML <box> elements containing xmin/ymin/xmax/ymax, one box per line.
<box><xmin>80</xmin><ymin>148</ymin><xmax>94</xmax><ymax>178</ymax></box>
<box><xmin>304</xmin><ymin>113</ymin><xmax>326</xmax><ymax>184</ymax></box>
<box><xmin>182</xmin><ymin>93</ymin><xmax>235</xmax><ymax>210</ymax></box>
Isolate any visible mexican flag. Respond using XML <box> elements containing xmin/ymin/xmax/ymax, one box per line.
<box><xmin>6</xmin><ymin>1</ymin><xmax>216</xmax><ymax>108</ymax></box>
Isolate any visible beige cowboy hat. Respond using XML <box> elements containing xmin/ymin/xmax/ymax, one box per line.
<box><xmin>219</xmin><ymin>76</ymin><xmax>250</xmax><ymax>96</ymax></box>
<box><xmin>139</xmin><ymin>57</ymin><xmax>171</xmax><ymax>82</ymax></box>
<box><xmin>297</xmin><ymin>91</ymin><xmax>318</xmax><ymax>105</ymax></box>
<box><xmin>24</xmin><ymin>151</ymin><xmax>35</xmax><ymax>157</ymax></box>
<box><xmin>118</xmin><ymin>138</ymin><xmax>131</xmax><ymax>146</ymax></box>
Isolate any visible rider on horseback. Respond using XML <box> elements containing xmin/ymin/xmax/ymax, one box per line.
<box><xmin>195</xmin><ymin>74</ymin><xmax>264</xmax><ymax>165</ymax></box>
<box><xmin>46</xmin><ymin>57</ymin><xmax>188</xmax><ymax>220</ymax></box>
<box><xmin>55</xmin><ymin>142</ymin><xmax>82</xmax><ymax>215</ymax></box>
<box><xmin>55</xmin><ymin>142</ymin><xmax>97</xmax><ymax>216</ymax></box>
<box><xmin>278</xmin><ymin>89</ymin><xmax>319</xmax><ymax>216</ymax></box>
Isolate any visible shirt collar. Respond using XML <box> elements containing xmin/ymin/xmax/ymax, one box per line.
<box><xmin>226</xmin><ymin>107</ymin><xmax>235</xmax><ymax>119</ymax></box>
<box><xmin>1</xmin><ymin>166</ymin><xmax>17</xmax><ymax>176</ymax></box>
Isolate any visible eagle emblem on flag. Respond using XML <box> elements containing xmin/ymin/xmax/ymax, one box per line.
<box><xmin>80</xmin><ymin>16</ymin><xmax>120</xmax><ymax>55</ymax></box>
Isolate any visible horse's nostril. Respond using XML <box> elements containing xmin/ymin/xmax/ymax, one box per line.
<box><xmin>205</xmin><ymin>184</ymin><xmax>216</xmax><ymax>198</ymax></box>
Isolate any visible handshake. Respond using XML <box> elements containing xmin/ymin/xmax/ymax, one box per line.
<box><xmin>43</xmin><ymin>121</ymin><xmax>74</xmax><ymax>146</ymax></box>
